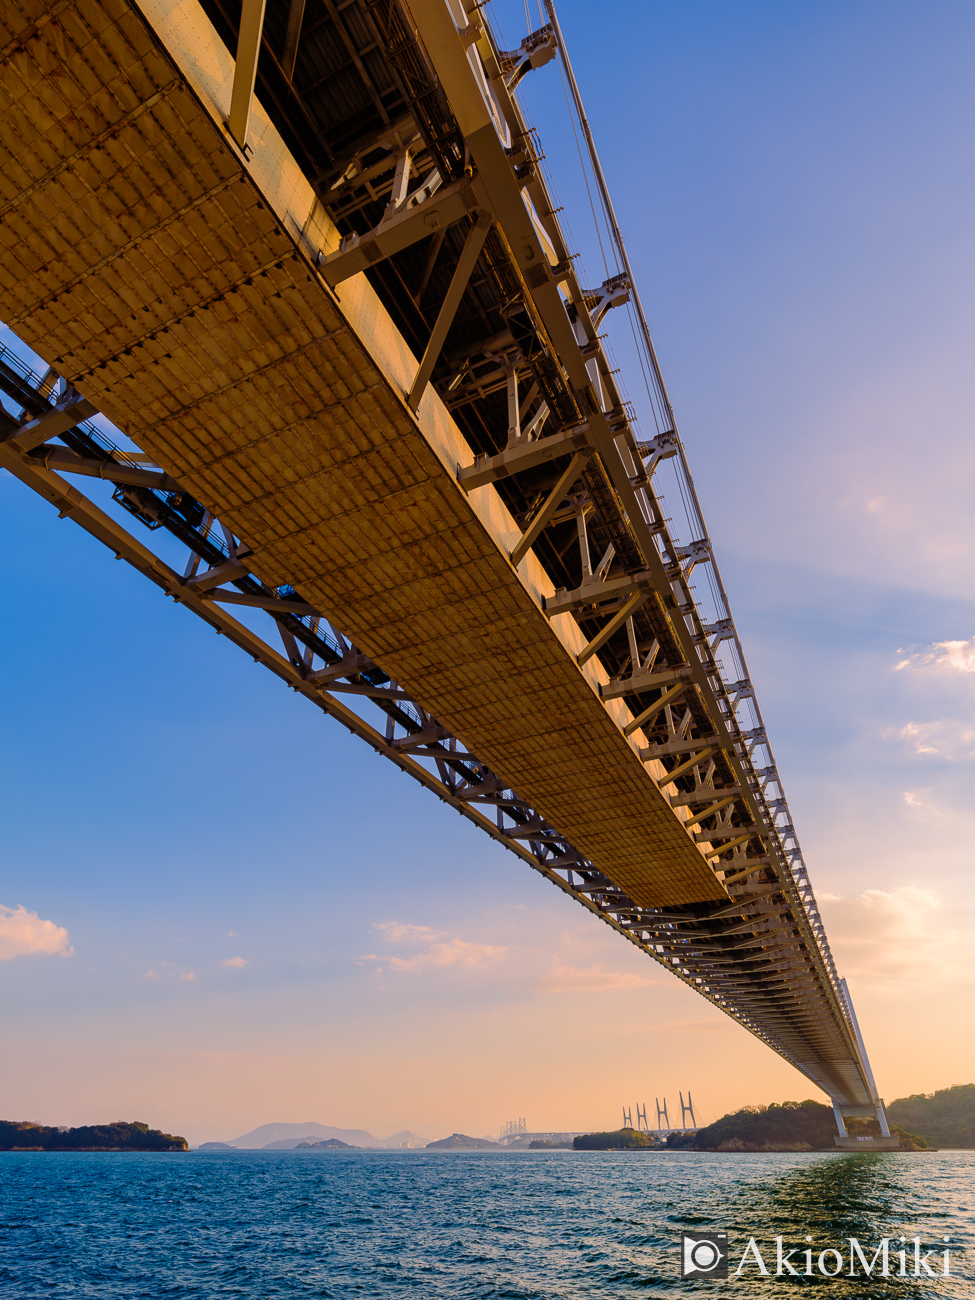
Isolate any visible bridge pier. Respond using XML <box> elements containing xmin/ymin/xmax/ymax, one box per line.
<box><xmin>832</xmin><ymin>1101</ymin><xmax>900</xmax><ymax>1149</ymax></box>
<box><xmin>831</xmin><ymin>979</ymin><xmax>900</xmax><ymax>1149</ymax></box>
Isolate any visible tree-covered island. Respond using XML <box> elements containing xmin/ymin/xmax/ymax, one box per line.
<box><xmin>572</xmin><ymin>1087</ymin><xmax>975</xmax><ymax>1153</ymax></box>
<box><xmin>0</xmin><ymin>1120</ymin><xmax>188</xmax><ymax>1151</ymax></box>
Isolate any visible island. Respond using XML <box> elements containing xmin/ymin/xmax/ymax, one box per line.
<box><xmin>665</xmin><ymin>1100</ymin><xmax>926</xmax><ymax>1151</ymax></box>
<box><xmin>573</xmin><ymin>1128</ymin><xmax>659</xmax><ymax>1150</ymax></box>
<box><xmin>295</xmin><ymin>1138</ymin><xmax>357</xmax><ymax>1149</ymax></box>
<box><xmin>425</xmin><ymin>1133</ymin><xmax>498</xmax><ymax>1149</ymax></box>
<box><xmin>887</xmin><ymin>1084</ymin><xmax>974</xmax><ymax>1148</ymax></box>
<box><xmin>0</xmin><ymin>1120</ymin><xmax>188</xmax><ymax>1151</ymax></box>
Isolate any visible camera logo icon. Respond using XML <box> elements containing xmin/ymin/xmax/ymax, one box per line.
<box><xmin>681</xmin><ymin>1232</ymin><xmax>729</xmax><ymax>1278</ymax></box>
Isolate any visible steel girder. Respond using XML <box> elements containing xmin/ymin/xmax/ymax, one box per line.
<box><xmin>1</xmin><ymin>338</ymin><xmax>866</xmax><ymax>1104</ymax></box>
<box><xmin>0</xmin><ymin>0</ymin><xmax>885</xmax><ymax>1113</ymax></box>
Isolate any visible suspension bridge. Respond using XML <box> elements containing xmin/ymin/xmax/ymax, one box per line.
<box><xmin>0</xmin><ymin>0</ymin><xmax>894</xmax><ymax>1145</ymax></box>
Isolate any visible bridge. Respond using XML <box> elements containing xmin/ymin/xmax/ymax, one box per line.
<box><xmin>0</xmin><ymin>0</ymin><xmax>893</xmax><ymax>1145</ymax></box>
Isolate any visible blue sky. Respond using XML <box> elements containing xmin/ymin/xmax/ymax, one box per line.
<box><xmin>2</xmin><ymin>0</ymin><xmax>974</xmax><ymax>1144</ymax></box>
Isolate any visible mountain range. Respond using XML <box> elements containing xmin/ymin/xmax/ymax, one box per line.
<box><xmin>214</xmin><ymin>1122</ymin><xmax>436</xmax><ymax>1149</ymax></box>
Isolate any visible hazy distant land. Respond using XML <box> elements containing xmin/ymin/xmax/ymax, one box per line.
<box><xmin>205</xmin><ymin>1121</ymin><xmax>438</xmax><ymax>1150</ymax></box>
<box><xmin>425</xmin><ymin>1133</ymin><xmax>499</xmax><ymax>1149</ymax></box>
<box><xmin>202</xmin><ymin>1089</ymin><xmax>974</xmax><ymax>1154</ymax></box>
<box><xmin>14</xmin><ymin>1086</ymin><xmax>964</xmax><ymax>1158</ymax></box>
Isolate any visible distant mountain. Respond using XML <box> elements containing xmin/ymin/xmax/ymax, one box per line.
<box><xmin>425</xmin><ymin>1133</ymin><xmax>498</xmax><ymax>1149</ymax></box>
<box><xmin>262</xmin><ymin>1138</ymin><xmax>325</xmax><ymax>1149</ymax></box>
<box><xmin>296</xmin><ymin>1138</ymin><xmax>355</xmax><ymax>1149</ymax></box>
<box><xmin>888</xmin><ymin>1085</ymin><xmax>975</xmax><ymax>1148</ymax></box>
<box><xmin>197</xmin><ymin>1142</ymin><xmax>237</xmax><ymax>1151</ymax></box>
<box><xmin>225</xmin><ymin>1122</ymin><xmax>378</xmax><ymax>1149</ymax></box>
<box><xmin>374</xmin><ymin>1130</ymin><xmax>436</xmax><ymax>1149</ymax></box>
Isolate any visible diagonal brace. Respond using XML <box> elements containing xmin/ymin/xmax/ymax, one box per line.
<box><xmin>622</xmin><ymin>681</ymin><xmax>686</xmax><ymax>738</ymax></box>
<box><xmin>656</xmin><ymin>747</ymin><xmax>718</xmax><ymax>786</ymax></box>
<box><xmin>8</xmin><ymin>392</ymin><xmax>98</xmax><ymax>452</ymax></box>
<box><xmin>229</xmin><ymin>0</ymin><xmax>267</xmax><ymax>149</ymax></box>
<box><xmin>510</xmin><ymin>449</ymin><xmax>591</xmax><ymax>567</ymax></box>
<box><xmin>577</xmin><ymin>590</ymin><xmax>647</xmax><ymax>667</ymax></box>
<box><xmin>407</xmin><ymin>212</ymin><xmax>493</xmax><ymax>412</ymax></box>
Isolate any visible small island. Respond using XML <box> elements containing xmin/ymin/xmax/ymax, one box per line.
<box><xmin>0</xmin><ymin>1120</ymin><xmax>188</xmax><ymax>1152</ymax></box>
<box><xmin>295</xmin><ymin>1138</ymin><xmax>357</xmax><ymax>1149</ymax></box>
<box><xmin>573</xmin><ymin>1128</ymin><xmax>659</xmax><ymax>1150</ymax></box>
<box><xmin>425</xmin><ymin>1133</ymin><xmax>498</xmax><ymax>1149</ymax></box>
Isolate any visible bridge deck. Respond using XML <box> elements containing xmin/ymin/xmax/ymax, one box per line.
<box><xmin>0</xmin><ymin>0</ymin><xmax>881</xmax><ymax>1110</ymax></box>
<box><xmin>0</xmin><ymin>0</ymin><xmax>723</xmax><ymax>907</ymax></box>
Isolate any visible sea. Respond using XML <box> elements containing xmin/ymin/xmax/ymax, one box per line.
<box><xmin>0</xmin><ymin>1148</ymin><xmax>970</xmax><ymax>1297</ymax></box>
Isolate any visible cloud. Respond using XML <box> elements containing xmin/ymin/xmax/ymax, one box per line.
<box><xmin>536</xmin><ymin>962</ymin><xmax>660</xmax><ymax>994</ymax></box>
<box><xmin>0</xmin><ymin>904</ymin><xmax>73</xmax><ymax>961</ymax></box>
<box><xmin>364</xmin><ymin>921</ymin><xmax>506</xmax><ymax>973</ymax></box>
<box><xmin>180</xmin><ymin>971</ymin><xmax>197</xmax><ymax>982</ymax></box>
<box><xmin>896</xmin><ymin>637</ymin><xmax>975</xmax><ymax>675</ymax></box>
<box><xmin>895</xmin><ymin>719</ymin><xmax>975</xmax><ymax>760</ymax></box>
<box><xmin>819</xmin><ymin>887</ymin><xmax>968</xmax><ymax>987</ymax></box>
<box><xmin>901</xmin><ymin>788</ymin><xmax>946</xmax><ymax>821</ymax></box>
<box><xmin>221</xmin><ymin>957</ymin><xmax>247</xmax><ymax>968</ymax></box>
<box><xmin>372</xmin><ymin>922</ymin><xmax>443</xmax><ymax>944</ymax></box>
<box><xmin>386</xmin><ymin>938</ymin><xmax>506</xmax><ymax>973</ymax></box>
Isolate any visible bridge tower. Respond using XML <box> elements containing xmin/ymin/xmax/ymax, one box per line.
<box><xmin>636</xmin><ymin>1103</ymin><xmax>648</xmax><ymax>1133</ymax></box>
<box><xmin>679</xmin><ymin>1091</ymin><xmax>696</xmax><ymax>1129</ymax></box>
<box><xmin>655</xmin><ymin>1098</ymin><xmax>670</xmax><ymax>1134</ymax></box>
<box><xmin>622</xmin><ymin>1106</ymin><xmax>633</xmax><ymax>1130</ymax></box>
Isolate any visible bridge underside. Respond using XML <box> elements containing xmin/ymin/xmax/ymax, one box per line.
<box><xmin>0</xmin><ymin>0</ymin><xmax>879</xmax><ymax>1109</ymax></box>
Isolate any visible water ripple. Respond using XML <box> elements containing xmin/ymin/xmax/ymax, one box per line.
<box><xmin>0</xmin><ymin>1149</ymin><xmax>969</xmax><ymax>1297</ymax></box>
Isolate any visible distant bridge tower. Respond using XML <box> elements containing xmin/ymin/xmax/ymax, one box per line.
<box><xmin>636</xmin><ymin>1103</ymin><xmax>648</xmax><ymax>1133</ymax></box>
<box><xmin>680</xmin><ymin>1091</ymin><xmax>697</xmax><ymax>1129</ymax></box>
<box><xmin>656</xmin><ymin>1097</ymin><xmax>670</xmax><ymax>1134</ymax></box>
<box><xmin>622</xmin><ymin>1106</ymin><xmax>633</xmax><ymax>1129</ymax></box>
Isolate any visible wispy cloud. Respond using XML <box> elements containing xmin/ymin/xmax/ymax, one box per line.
<box><xmin>0</xmin><ymin>904</ymin><xmax>73</xmax><ymax>961</ymax></box>
<box><xmin>536</xmin><ymin>962</ymin><xmax>660</xmax><ymax>994</ymax></box>
<box><xmin>372</xmin><ymin>921</ymin><xmax>443</xmax><ymax>945</ymax></box>
<box><xmin>180</xmin><ymin>971</ymin><xmax>197</xmax><ymax>982</ymax></box>
<box><xmin>221</xmin><ymin>957</ymin><xmax>247</xmax><ymax>968</ymax></box>
<box><xmin>887</xmin><ymin>638</ymin><xmax>975</xmax><ymax>759</ymax></box>
<box><xmin>895</xmin><ymin>719</ymin><xmax>975</xmax><ymax>760</ymax></box>
<box><xmin>364</xmin><ymin>921</ymin><xmax>506</xmax><ymax>974</ymax></box>
<box><xmin>896</xmin><ymin>636</ymin><xmax>975</xmax><ymax>674</ymax></box>
<box><xmin>819</xmin><ymin>886</ymin><xmax>969</xmax><ymax>987</ymax></box>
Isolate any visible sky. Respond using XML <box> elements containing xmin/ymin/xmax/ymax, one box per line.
<box><xmin>2</xmin><ymin>0</ymin><xmax>974</xmax><ymax>1147</ymax></box>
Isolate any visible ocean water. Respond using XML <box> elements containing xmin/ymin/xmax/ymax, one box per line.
<box><xmin>0</xmin><ymin>1148</ymin><xmax>970</xmax><ymax>1297</ymax></box>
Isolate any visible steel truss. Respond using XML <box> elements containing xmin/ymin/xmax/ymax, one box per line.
<box><xmin>0</xmin><ymin>0</ymin><xmax>890</xmax><ymax>1116</ymax></box>
<box><xmin>2</xmin><ymin>339</ymin><xmax>861</xmax><ymax>1102</ymax></box>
